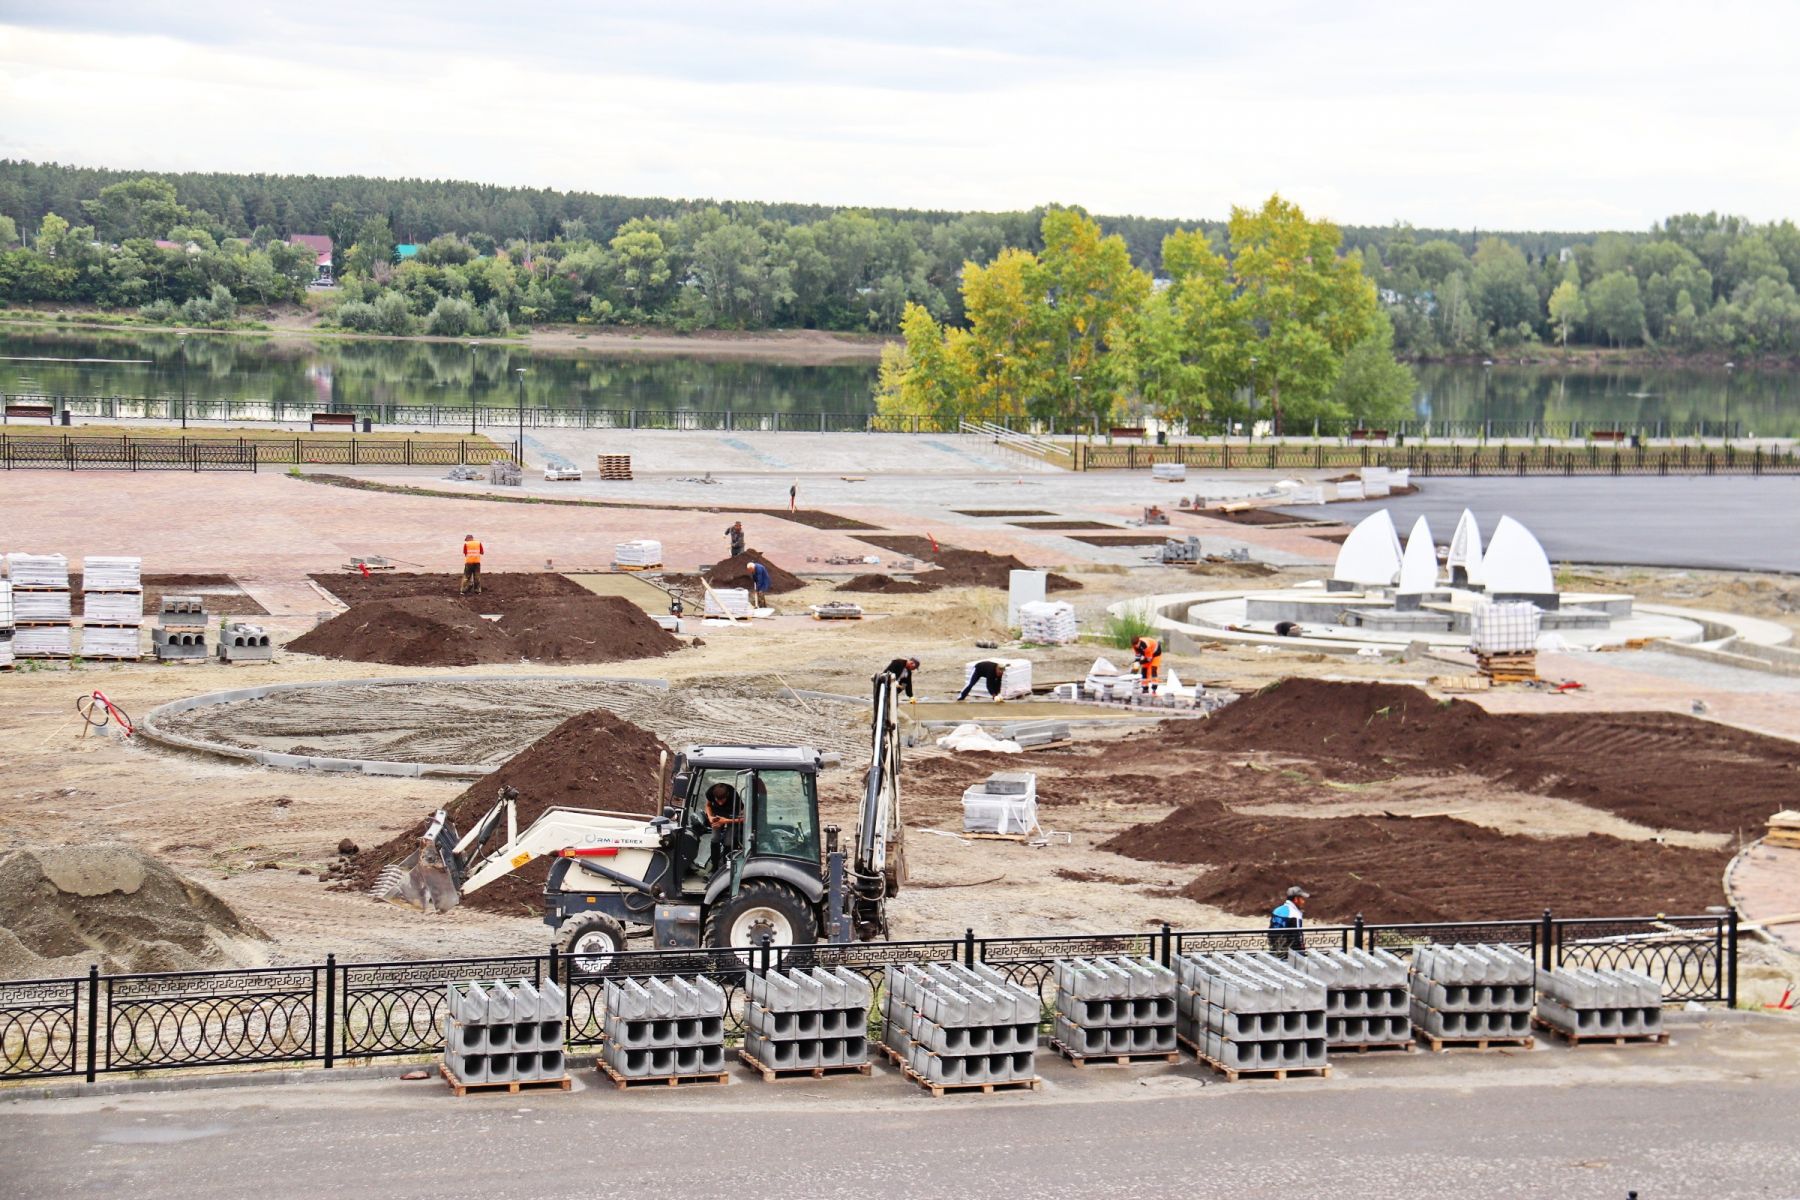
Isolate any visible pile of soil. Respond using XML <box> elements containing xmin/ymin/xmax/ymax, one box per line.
<box><xmin>1186</xmin><ymin>560</ymin><xmax>1282</xmax><ymax>578</ymax></box>
<box><xmin>343</xmin><ymin>710</ymin><xmax>671</xmax><ymax>915</ymax></box>
<box><xmin>1188</xmin><ymin>508</ymin><xmax>1311</xmax><ymax>527</ymax></box>
<box><xmin>68</xmin><ymin>573</ymin><xmax>268</xmax><ymax>617</ymax></box>
<box><xmin>745</xmin><ymin>508</ymin><xmax>877</xmax><ymax>531</ymax></box>
<box><xmin>0</xmin><ymin>844</ymin><xmax>268</xmax><ymax>977</ymax></box>
<box><xmin>1103</xmin><ymin>803</ymin><xmax>1726</xmax><ymax>924</ymax></box>
<box><xmin>293</xmin><ymin>572</ymin><xmax>678</xmax><ymax>666</ymax></box>
<box><xmin>1009</xmin><ymin>521</ymin><xmax>1119</xmax><ymax>531</ymax></box>
<box><xmin>707</xmin><ymin>548</ymin><xmax>806</xmax><ymax>594</ymax></box>
<box><xmin>836</xmin><ymin>574</ymin><xmax>938</xmax><ymax>594</ymax></box>
<box><xmin>1068</xmin><ymin>534</ymin><xmax>1170</xmax><ymax>547</ymax></box>
<box><xmin>855</xmin><ymin>536</ymin><xmax>1082</xmax><ymax>592</ymax></box>
<box><xmin>954</xmin><ymin>509</ymin><xmax>1053</xmax><ymax>518</ymax></box>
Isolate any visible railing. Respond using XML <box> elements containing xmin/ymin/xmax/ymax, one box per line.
<box><xmin>959</xmin><ymin>418</ymin><xmax>1075</xmax><ymax>465</ymax></box>
<box><xmin>0</xmin><ymin>433</ymin><xmax>516</xmax><ymax>471</ymax></box>
<box><xmin>1072</xmin><ymin>440</ymin><xmax>1800</xmax><ymax>475</ymax></box>
<box><xmin>0</xmin><ymin>910</ymin><xmax>1735</xmax><ymax>1084</ymax></box>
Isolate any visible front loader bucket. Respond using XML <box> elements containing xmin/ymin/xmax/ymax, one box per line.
<box><xmin>370</xmin><ymin>811</ymin><xmax>463</xmax><ymax>913</ymax></box>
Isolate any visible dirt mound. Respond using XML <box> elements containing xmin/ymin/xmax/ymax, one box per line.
<box><xmin>855</xmin><ymin>536</ymin><xmax>1081</xmax><ymax>592</ymax></box>
<box><xmin>68</xmin><ymin>573</ymin><xmax>268</xmax><ymax>618</ymax></box>
<box><xmin>875</xmin><ymin>601</ymin><xmax>1009</xmax><ymax>641</ymax></box>
<box><xmin>836</xmin><ymin>573</ymin><xmax>939</xmax><ymax>594</ymax></box>
<box><xmin>707</xmin><ymin>548</ymin><xmax>807</xmax><ymax>594</ymax></box>
<box><xmin>311</xmin><ymin>571</ymin><xmax>589</xmax><ymax>607</ymax></box>
<box><xmin>1101</xmin><ymin>803</ymin><xmax>1724</xmax><ymax>924</ymax></box>
<box><xmin>343</xmin><ymin>710</ymin><xmax>671</xmax><ymax>915</ymax></box>
<box><xmin>290</xmin><ymin>591</ymin><xmax>678</xmax><ymax>667</ymax></box>
<box><xmin>0</xmin><ymin>844</ymin><xmax>267</xmax><ymax>977</ymax></box>
<box><xmin>1186</xmin><ymin>560</ymin><xmax>1282</xmax><ymax>578</ymax></box>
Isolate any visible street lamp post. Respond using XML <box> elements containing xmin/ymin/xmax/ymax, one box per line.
<box><xmin>1480</xmin><ymin>359</ymin><xmax>1494</xmax><ymax>443</ymax></box>
<box><xmin>514</xmin><ymin>367</ymin><xmax>527</xmax><ymax>462</ymax></box>
<box><xmin>468</xmin><ymin>341</ymin><xmax>480</xmax><ymax>436</ymax></box>
<box><xmin>1723</xmin><ymin>361</ymin><xmax>1735</xmax><ymax>443</ymax></box>
<box><xmin>1247</xmin><ymin>356</ymin><xmax>1257</xmax><ymax>441</ymax></box>
<box><xmin>178</xmin><ymin>331</ymin><xmax>190</xmax><ymax>430</ymax></box>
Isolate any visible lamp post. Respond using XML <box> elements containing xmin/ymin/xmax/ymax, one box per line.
<box><xmin>992</xmin><ymin>353</ymin><xmax>1006</xmax><ymax>429</ymax></box>
<box><xmin>178</xmin><ymin>331</ymin><xmax>190</xmax><ymax>430</ymax></box>
<box><xmin>468</xmin><ymin>340</ymin><xmax>480</xmax><ymax>437</ymax></box>
<box><xmin>1480</xmin><ymin>359</ymin><xmax>1494</xmax><ymax>443</ymax></box>
<box><xmin>1723</xmin><ymin>361</ymin><xmax>1735</xmax><ymax>443</ymax></box>
<box><xmin>514</xmin><ymin>367</ymin><xmax>527</xmax><ymax>463</ymax></box>
<box><xmin>1247</xmin><ymin>356</ymin><xmax>1257</xmax><ymax>441</ymax></box>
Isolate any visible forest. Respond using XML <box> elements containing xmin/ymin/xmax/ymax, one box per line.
<box><xmin>1</xmin><ymin>160</ymin><xmax>1797</xmax><ymax>359</ymax></box>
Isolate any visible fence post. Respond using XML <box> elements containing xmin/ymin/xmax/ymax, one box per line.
<box><xmin>1160</xmin><ymin>922</ymin><xmax>1172</xmax><ymax>967</ymax></box>
<box><xmin>323</xmin><ymin>954</ymin><xmax>336</xmax><ymax>1069</ymax></box>
<box><xmin>1726</xmin><ymin>908</ymin><xmax>1739</xmax><ymax>1008</ymax></box>
<box><xmin>963</xmin><ymin>927</ymin><xmax>977</xmax><ymax>968</ymax></box>
<box><xmin>1540</xmin><ymin>909</ymin><xmax>1555</xmax><ymax>971</ymax></box>
<box><xmin>84</xmin><ymin>964</ymin><xmax>100</xmax><ymax>1082</ymax></box>
<box><xmin>1353</xmin><ymin>913</ymin><xmax>1365</xmax><ymax>951</ymax></box>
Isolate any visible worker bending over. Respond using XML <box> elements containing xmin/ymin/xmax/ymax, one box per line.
<box><xmin>748</xmin><ymin>560</ymin><xmax>772</xmax><ymax>608</ymax></box>
<box><xmin>957</xmin><ymin>660</ymin><xmax>1008</xmax><ymax>702</ymax></box>
<box><xmin>460</xmin><ymin>533</ymin><xmax>485</xmax><ymax>595</ymax></box>
<box><xmin>1131</xmin><ymin>636</ymin><xmax>1162</xmax><ymax>695</ymax></box>
<box><xmin>884</xmin><ymin>656</ymin><xmax>921</xmax><ymax>703</ymax></box>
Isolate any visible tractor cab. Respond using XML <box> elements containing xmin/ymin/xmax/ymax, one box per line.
<box><xmin>668</xmin><ymin>745</ymin><xmax>823</xmax><ymax>893</ymax></box>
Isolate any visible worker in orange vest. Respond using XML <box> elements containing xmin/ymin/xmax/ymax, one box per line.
<box><xmin>1131</xmin><ymin>636</ymin><xmax>1162</xmax><ymax>696</ymax></box>
<box><xmin>460</xmin><ymin>533</ymin><xmax>485</xmax><ymax>595</ymax></box>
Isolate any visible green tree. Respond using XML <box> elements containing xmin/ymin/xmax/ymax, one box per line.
<box><xmin>1470</xmin><ymin>237</ymin><xmax>1540</xmax><ymax>336</ymax></box>
<box><xmin>0</xmin><ymin>214</ymin><xmax>18</xmax><ymax>248</ymax></box>
<box><xmin>1547</xmin><ymin>278</ymin><xmax>1586</xmax><ymax>349</ymax></box>
<box><xmin>1326</xmin><ymin>311</ymin><xmax>1415</xmax><ymax>422</ymax></box>
<box><xmin>1586</xmin><ymin>271</ymin><xmax>1645</xmax><ymax>346</ymax></box>
<box><xmin>1029</xmin><ymin>209</ymin><xmax>1150</xmax><ymax>429</ymax></box>
<box><xmin>1132</xmin><ymin>228</ymin><xmax>1246</xmax><ymax>424</ymax></box>
<box><xmin>610</xmin><ymin>223</ymin><xmax>671</xmax><ymax>316</ymax></box>
<box><xmin>82</xmin><ymin>177</ymin><xmax>188</xmax><ymax>242</ymax></box>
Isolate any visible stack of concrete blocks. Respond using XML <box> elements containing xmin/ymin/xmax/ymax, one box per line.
<box><xmin>703</xmin><ymin>587</ymin><xmax>752</xmax><ymax>619</ymax></box>
<box><xmin>1050</xmin><ymin>956</ymin><xmax>1178</xmax><ymax>1060</ymax></box>
<box><xmin>1083</xmin><ymin>657</ymin><xmax>1139</xmax><ymax>701</ymax></box>
<box><xmin>881</xmin><ymin>963</ymin><xmax>1040</xmax><ymax>1087</ymax></box>
<box><xmin>1175</xmin><ymin>952</ymin><xmax>1329</xmax><ymax>1074</ymax></box>
<box><xmin>1159</xmin><ymin>536</ymin><xmax>1203</xmax><ymax>565</ymax></box>
<box><xmin>217</xmin><ymin>619</ymin><xmax>274</xmax><ymax>663</ymax></box>
<box><xmin>743</xmin><ymin>966</ymin><xmax>873</xmax><ymax>1073</ymax></box>
<box><xmin>1534</xmin><ymin>967</ymin><xmax>1663</xmax><ymax>1041</ymax></box>
<box><xmin>612</xmin><ymin>539</ymin><xmax>663</xmax><ymax>569</ymax></box>
<box><xmin>1288</xmin><ymin>949</ymin><xmax>1412</xmax><ymax>1049</ymax></box>
<box><xmin>1151</xmin><ymin>461</ymin><xmax>1187</xmax><ymax>482</ymax></box>
<box><xmin>1017</xmin><ymin>601</ymin><xmax>1078</xmax><ymax>644</ymax></box>
<box><xmin>600</xmin><ymin>976</ymin><xmax>727</xmax><ymax>1079</ymax></box>
<box><xmin>1409</xmin><ymin>944</ymin><xmax>1535</xmax><ymax>1044</ymax></box>
<box><xmin>488</xmin><ymin>460</ymin><xmax>522</xmax><ymax>486</ymax></box>
<box><xmin>154</xmin><ymin>596</ymin><xmax>208</xmax><ymax>661</ymax></box>
<box><xmin>8</xmin><ymin>554</ymin><xmax>71</xmax><ymax>658</ymax></box>
<box><xmin>441</xmin><ymin>978</ymin><xmax>568</xmax><ymax>1086</ymax></box>
<box><xmin>1001</xmin><ymin>720</ymin><xmax>1071</xmax><ymax>749</ymax></box>
<box><xmin>80</xmin><ymin>556</ymin><xmax>143</xmax><ymax>660</ymax></box>
<box><xmin>961</xmin><ymin>771</ymin><xmax>1038</xmax><ymax>836</ymax></box>
<box><xmin>963</xmin><ymin>657</ymin><xmax>1032</xmax><ymax>699</ymax></box>
<box><xmin>0</xmin><ymin>580</ymin><xmax>12</xmax><ymax>668</ymax></box>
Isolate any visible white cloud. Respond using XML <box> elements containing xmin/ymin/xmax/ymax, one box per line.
<box><xmin>1</xmin><ymin>3</ymin><xmax>1795</xmax><ymax>230</ymax></box>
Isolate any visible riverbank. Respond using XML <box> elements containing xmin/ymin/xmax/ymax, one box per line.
<box><xmin>0</xmin><ymin>307</ymin><xmax>891</xmax><ymax>364</ymax></box>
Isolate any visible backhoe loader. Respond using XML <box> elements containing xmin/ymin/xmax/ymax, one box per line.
<box><xmin>374</xmin><ymin>673</ymin><xmax>906</xmax><ymax>957</ymax></box>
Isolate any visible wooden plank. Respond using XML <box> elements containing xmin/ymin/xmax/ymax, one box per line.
<box><xmin>737</xmin><ymin>1047</ymin><xmax>873</xmax><ymax>1083</ymax></box>
<box><xmin>1415</xmin><ymin>1032</ymin><xmax>1535</xmax><ymax>1053</ymax></box>
<box><xmin>593</xmin><ymin>1056</ymin><xmax>730</xmax><ymax>1090</ymax></box>
<box><xmin>1050</xmin><ymin>1037</ymin><xmax>1181</xmax><ymax>1068</ymax></box>
<box><xmin>1326</xmin><ymin>1040</ymin><xmax>1419</xmax><ymax>1054</ymax></box>
<box><xmin>1531</xmin><ymin>1018</ymin><xmax>1669</xmax><ymax>1048</ymax></box>
<box><xmin>438</xmin><ymin>1063</ymin><xmax>573</xmax><ymax>1097</ymax></box>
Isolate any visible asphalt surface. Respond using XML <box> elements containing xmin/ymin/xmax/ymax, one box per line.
<box><xmin>1276</xmin><ymin>476</ymin><xmax>1800</xmax><ymax>572</ymax></box>
<box><xmin>6</xmin><ymin>1015</ymin><xmax>1798</xmax><ymax>1200</ymax></box>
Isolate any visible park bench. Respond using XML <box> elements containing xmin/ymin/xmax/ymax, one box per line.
<box><xmin>309</xmin><ymin>412</ymin><xmax>357</xmax><ymax>432</ymax></box>
<box><xmin>4</xmin><ymin>403</ymin><xmax>54</xmax><ymax>423</ymax></box>
<box><xmin>1348</xmin><ymin>429</ymin><xmax>1389</xmax><ymax>443</ymax></box>
<box><xmin>1589</xmin><ymin>430</ymin><xmax>1628</xmax><ymax>442</ymax></box>
<box><xmin>1109</xmin><ymin>425</ymin><xmax>1147</xmax><ymax>441</ymax></box>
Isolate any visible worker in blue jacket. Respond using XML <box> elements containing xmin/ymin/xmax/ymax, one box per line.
<box><xmin>1268</xmin><ymin>885</ymin><xmax>1308</xmax><ymax>954</ymax></box>
<box><xmin>748</xmin><ymin>560</ymin><xmax>772</xmax><ymax>608</ymax></box>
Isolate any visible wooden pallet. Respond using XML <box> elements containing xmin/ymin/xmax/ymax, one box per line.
<box><xmin>1327</xmin><ymin>1040</ymin><xmax>1419</xmax><ymax>1054</ymax></box>
<box><xmin>1415</xmin><ymin>1031</ymin><xmax>1535</xmax><ymax>1053</ymax></box>
<box><xmin>886</xmin><ymin>1053</ymin><xmax>1041</xmax><ymax>1098</ymax></box>
<box><xmin>610</xmin><ymin>563</ymin><xmax>664</xmax><ymax>572</ymax></box>
<box><xmin>439</xmin><ymin>1063</ymin><xmax>572</xmax><ymax>1097</ymax></box>
<box><xmin>737</xmin><ymin>1047</ymin><xmax>873</xmax><ymax>1083</ymax></box>
<box><xmin>1476</xmin><ymin>652</ymin><xmax>1538</xmax><ymax>683</ymax></box>
<box><xmin>1531</xmin><ymin>1018</ymin><xmax>1669</xmax><ymax>1048</ymax></box>
<box><xmin>1177</xmin><ymin>1034</ymin><xmax>1333</xmax><ymax>1082</ymax></box>
<box><xmin>594</xmin><ymin>1056</ymin><xmax>730</xmax><ymax>1090</ymax></box>
<box><xmin>1050</xmin><ymin>1037</ymin><xmax>1180</xmax><ymax>1068</ymax></box>
<box><xmin>965</xmin><ymin>831</ymin><xmax>1036</xmax><ymax>842</ymax></box>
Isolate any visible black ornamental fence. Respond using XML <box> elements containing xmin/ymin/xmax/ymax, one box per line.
<box><xmin>0</xmin><ymin>910</ymin><xmax>1736</xmax><ymax>1084</ymax></box>
<box><xmin>1072</xmin><ymin>439</ymin><xmax>1800</xmax><ymax>475</ymax></box>
<box><xmin>0</xmin><ymin>433</ymin><xmax>516</xmax><ymax>471</ymax></box>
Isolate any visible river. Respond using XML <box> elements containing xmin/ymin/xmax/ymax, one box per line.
<box><xmin>1</xmin><ymin>327</ymin><xmax>1795</xmax><ymax>436</ymax></box>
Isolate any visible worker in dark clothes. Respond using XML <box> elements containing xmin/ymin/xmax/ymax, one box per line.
<box><xmin>460</xmin><ymin>533</ymin><xmax>484</xmax><ymax>595</ymax></box>
<box><xmin>748</xmin><ymin>560</ymin><xmax>772</xmax><ymax>608</ymax></box>
<box><xmin>1268</xmin><ymin>885</ymin><xmax>1308</xmax><ymax>954</ymax></box>
<box><xmin>726</xmin><ymin>521</ymin><xmax>746</xmax><ymax>558</ymax></box>
<box><xmin>884</xmin><ymin>656</ymin><xmax>921</xmax><ymax>703</ymax></box>
<box><xmin>1274</xmin><ymin>621</ymin><xmax>1305</xmax><ymax>637</ymax></box>
<box><xmin>957</xmin><ymin>660</ymin><xmax>1008</xmax><ymax>702</ymax></box>
<box><xmin>705</xmin><ymin>782</ymin><xmax>744</xmax><ymax>863</ymax></box>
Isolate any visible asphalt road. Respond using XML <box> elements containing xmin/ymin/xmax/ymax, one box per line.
<box><xmin>6</xmin><ymin>1015</ymin><xmax>1798</xmax><ymax>1200</ymax></box>
<box><xmin>1276</xmin><ymin>476</ymin><xmax>1800</xmax><ymax>572</ymax></box>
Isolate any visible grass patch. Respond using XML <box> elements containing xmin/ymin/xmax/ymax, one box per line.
<box><xmin>1101</xmin><ymin>607</ymin><xmax>1157</xmax><ymax>649</ymax></box>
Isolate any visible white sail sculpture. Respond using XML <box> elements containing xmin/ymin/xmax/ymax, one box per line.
<box><xmin>1447</xmin><ymin>509</ymin><xmax>1484</xmax><ymax>586</ymax></box>
<box><xmin>1483</xmin><ymin>515</ymin><xmax>1555</xmax><ymax>596</ymax></box>
<box><xmin>1397</xmin><ymin>516</ymin><xmax>1438</xmax><ymax>596</ymax></box>
<box><xmin>1332</xmin><ymin>509</ymin><xmax>1405</xmax><ymax>587</ymax></box>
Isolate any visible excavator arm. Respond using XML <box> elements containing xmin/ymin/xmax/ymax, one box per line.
<box><xmin>848</xmin><ymin>671</ymin><xmax>905</xmax><ymax>938</ymax></box>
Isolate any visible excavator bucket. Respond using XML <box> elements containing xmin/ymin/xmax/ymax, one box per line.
<box><xmin>370</xmin><ymin>810</ymin><xmax>464</xmax><ymax>912</ymax></box>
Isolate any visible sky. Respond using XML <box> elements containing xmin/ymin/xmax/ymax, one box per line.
<box><xmin>1</xmin><ymin>1</ymin><xmax>1794</xmax><ymax>231</ymax></box>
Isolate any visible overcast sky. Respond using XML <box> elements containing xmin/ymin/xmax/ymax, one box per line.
<box><xmin>1</xmin><ymin>1</ymin><xmax>1793</xmax><ymax>231</ymax></box>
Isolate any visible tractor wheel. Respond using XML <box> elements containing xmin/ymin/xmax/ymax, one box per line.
<box><xmin>560</xmin><ymin>912</ymin><xmax>628</xmax><ymax>972</ymax></box>
<box><xmin>704</xmin><ymin>880</ymin><xmax>817</xmax><ymax>951</ymax></box>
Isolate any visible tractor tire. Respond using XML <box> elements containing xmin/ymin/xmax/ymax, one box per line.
<box><xmin>560</xmin><ymin>912</ymin><xmax>628</xmax><ymax>972</ymax></box>
<box><xmin>704</xmin><ymin>880</ymin><xmax>817</xmax><ymax>950</ymax></box>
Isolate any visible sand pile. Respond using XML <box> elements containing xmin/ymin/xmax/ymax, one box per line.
<box><xmin>344</xmin><ymin>710</ymin><xmax>670</xmax><ymax>915</ymax></box>
<box><xmin>0</xmin><ymin>844</ymin><xmax>268</xmax><ymax>977</ymax></box>
<box><xmin>855</xmin><ymin>536</ymin><xmax>1081</xmax><ymax>592</ymax></box>
<box><xmin>708</xmin><ymin>548</ymin><xmax>806</xmax><ymax>594</ymax></box>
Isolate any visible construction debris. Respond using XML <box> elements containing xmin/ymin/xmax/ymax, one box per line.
<box><xmin>808</xmin><ymin>601</ymin><xmax>864</xmax><ymax>620</ymax></box>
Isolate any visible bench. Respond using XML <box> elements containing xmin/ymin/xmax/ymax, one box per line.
<box><xmin>309</xmin><ymin>412</ymin><xmax>357</xmax><ymax>432</ymax></box>
<box><xmin>1348</xmin><ymin>429</ymin><xmax>1390</xmax><ymax>443</ymax></box>
<box><xmin>1109</xmin><ymin>426</ymin><xmax>1147</xmax><ymax>441</ymax></box>
<box><xmin>4</xmin><ymin>403</ymin><xmax>54</xmax><ymax>423</ymax></box>
<box><xmin>1589</xmin><ymin>430</ymin><xmax>1628</xmax><ymax>442</ymax></box>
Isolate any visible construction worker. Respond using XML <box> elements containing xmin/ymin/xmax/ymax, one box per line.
<box><xmin>460</xmin><ymin>533</ymin><xmax>485</xmax><ymax>595</ymax></box>
<box><xmin>884</xmin><ymin>656</ymin><xmax>921</xmax><ymax>703</ymax></box>
<box><xmin>957</xmin><ymin>660</ymin><xmax>1007</xmax><ymax>702</ymax></box>
<box><xmin>1274</xmin><ymin>621</ymin><xmax>1305</xmax><ymax>638</ymax></box>
<box><xmin>748</xmin><ymin>560</ymin><xmax>772</xmax><ymax>608</ymax></box>
<box><xmin>726</xmin><ymin>521</ymin><xmax>746</xmax><ymax>559</ymax></box>
<box><xmin>788</xmin><ymin>480</ymin><xmax>798</xmax><ymax>514</ymax></box>
<box><xmin>705</xmin><ymin>781</ymin><xmax>744</xmax><ymax>861</ymax></box>
<box><xmin>1131</xmin><ymin>636</ymin><xmax>1162</xmax><ymax>696</ymax></box>
<box><xmin>1268</xmin><ymin>885</ymin><xmax>1309</xmax><ymax>954</ymax></box>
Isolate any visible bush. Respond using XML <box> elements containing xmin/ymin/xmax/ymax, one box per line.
<box><xmin>1101</xmin><ymin>607</ymin><xmax>1156</xmax><ymax>649</ymax></box>
<box><xmin>138</xmin><ymin>298</ymin><xmax>177</xmax><ymax>323</ymax></box>
<box><xmin>178</xmin><ymin>284</ymin><xmax>237</xmax><ymax>326</ymax></box>
<box><xmin>332</xmin><ymin>300</ymin><xmax>380</xmax><ymax>331</ymax></box>
<box><xmin>426</xmin><ymin>296</ymin><xmax>481</xmax><ymax>337</ymax></box>
<box><xmin>372</xmin><ymin>291</ymin><xmax>415</xmax><ymax>335</ymax></box>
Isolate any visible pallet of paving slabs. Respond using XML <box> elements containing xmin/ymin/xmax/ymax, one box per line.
<box><xmin>441</xmin><ymin>978</ymin><xmax>569</xmax><ymax>1091</ymax></box>
<box><xmin>1533</xmin><ymin>966</ymin><xmax>1666</xmax><ymax>1047</ymax></box>
<box><xmin>880</xmin><ymin>962</ymin><xmax>1041</xmax><ymax>1095</ymax></box>
<box><xmin>1174</xmin><ymin>951</ymin><xmax>1329</xmax><ymax>1081</ymax></box>
<box><xmin>1289</xmin><ymin>948</ymin><xmax>1415</xmax><ymax>1053</ymax></box>
<box><xmin>1050</xmin><ymin>955</ymin><xmax>1179</xmax><ymax>1067</ymax></box>
<box><xmin>1408</xmin><ymin>944</ymin><xmax>1536</xmax><ymax>1051</ymax></box>
<box><xmin>741</xmin><ymin>966</ymin><xmax>873</xmax><ymax>1083</ymax></box>
<box><xmin>599</xmin><ymin>975</ymin><xmax>729</xmax><ymax>1084</ymax></box>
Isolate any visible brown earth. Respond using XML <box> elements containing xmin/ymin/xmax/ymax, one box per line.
<box><xmin>854</xmin><ymin>535</ymin><xmax>1082</xmax><ymax>592</ymax></box>
<box><xmin>1188</xmin><ymin>508</ymin><xmax>1309</xmax><ymax>527</ymax></box>
<box><xmin>741</xmin><ymin>509</ymin><xmax>878</xmax><ymax>531</ymax></box>
<box><xmin>310</xmin><ymin>570</ymin><xmax>590</xmax><ymax>607</ymax></box>
<box><xmin>1068</xmin><ymin>534</ymin><xmax>1173</xmax><ymax>547</ymax></box>
<box><xmin>1008</xmin><ymin>521</ymin><xmax>1121</xmax><ymax>531</ymax></box>
<box><xmin>836</xmin><ymin>573</ymin><xmax>939</xmax><ymax>594</ymax></box>
<box><xmin>706</xmin><ymin>548</ymin><xmax>807</xmax><ymax>594</ymax></box>
<box><xmin>341</xmin><ymin>710</ymin><xmax>670</xmax><ymax>915</ymax></box>
<box><xmin>953</xmin><ymin>510</ymin><xmax>1054</xmax><ymax>518</ymax></box>
<box><xmin>67</xmin><ymin>572</ymin><xmax>268</xmax><ymax>617</ymax></box>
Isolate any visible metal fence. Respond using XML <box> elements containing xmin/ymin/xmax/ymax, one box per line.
<box><xmin>0</xmin><ymin>910</ymin><xmax>1736</xmax><ymax>1084</ymax></box>
<box><xmin>0</xmin><ymin>433</ymin><xmax>515</xmax><ymax>471</ymax></box>
<box><xmin>1072</xmin><ymin>440</ymin><xmax>1800</xmax><ymax>475</ymax></box>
